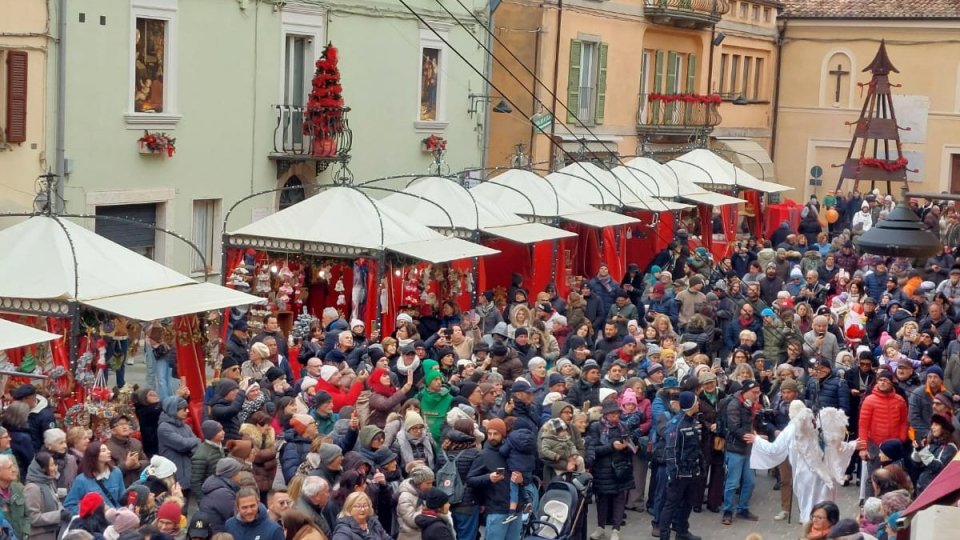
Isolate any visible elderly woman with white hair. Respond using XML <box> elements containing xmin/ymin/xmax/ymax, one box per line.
<box><xmin>803</xmin><ymin>315</ymin><xmax>840</xmax><ymax>363</ymax></box>
<box><xmin>43</xmin><ymin>428</ymin><xmax>78</xmax><ymax>490</ymax></box>
<box><xmin>242</xmin><ymin>342</ymin><xmax>276</xmax><ymax>383</ymax></box>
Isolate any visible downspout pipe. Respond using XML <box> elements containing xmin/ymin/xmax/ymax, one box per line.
<box><xmin>55</xmin><ymin>0</ymin><xmax>67</xmax><ymax>211</ymax></box>
<box><xmin>482</xmin><ymin>1</ymin><xmax>497</xmax><ymax>173</ymax></box>
<box><xmin>548</xmin><ymin>0</ymin><xmax>563</xmax><ymax>168</ymax></box>
<box><xmin>770</xmin><ymin>18</ymin><xmax>786</xmax><ymax>161</ymax></box>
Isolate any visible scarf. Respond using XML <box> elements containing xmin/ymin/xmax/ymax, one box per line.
<box><xmin>369</xmin><ymin>368</ymin><xmax>396</xmax><ymax>397</ymax></box>
<box><xmin>395</xmin><ymin>356</ymin><xmax>421</xmax><ymax>375</ymax></box>
<box><xmin>738</xmin><ymin>314</ymin><xmax>754</xmax><ymax>328</ymax></box>
<box><xmin>702</xmin><ymin>390</ymin><xmax>718</xmax><ymax>406</ymax></box>
<box><xmin>396</xmin><ymin>426</ymin><xmax>435</xmax><ymax>467</ymax></box>
<box><xmin>599</xmin><ymin>416</ymin><xmax>621</xmax><ymax>445</ymax></box>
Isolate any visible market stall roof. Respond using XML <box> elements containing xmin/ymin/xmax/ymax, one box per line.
<box><xmin>549</xmin><ymin>163</ymin><xmax>685</xmax><ymax>213</ymax></box>
<box><xmin>379</xmin><ymin>177</ymin><xmax>575</xmax><ymax>244</ymax></box>
<box><xmin>0</xmin><ymin>216</ymin><xmax>264</xmax><ymax>319</ymax></box>
<box><xmin>229</xmin><ymin>186</ymin><xmax>498</xmax><ymax>263</ymax></box>
<box><xmin>470</xmin><ymin>169</ymin><xmax>639</xmax><ymax>228</ymax></box>
<box><xmin>903</xmin><ymin>454</ymin><xmax>960</xmax><ymax>517</ymax></box>
<box><xmin>0</xmin><ymin>319</ymin><xmax>61</xmax><ymax>350</ymax></box>
<box><xmin>620</xmin><ymin>158</ymin><xmax>744</xmax><ymax>207</ymax></box>
<box><xmin>668</xmin><ymin>149</ymin><xmax>793</xmax><ymax>193</ymax></box>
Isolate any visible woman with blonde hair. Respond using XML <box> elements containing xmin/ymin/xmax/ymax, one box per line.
<box><xmin>333</xmin><ymin>492</ymin><xmax>390</xmax><ymax>540</ymax></box>
<box><xmin>653</xmin><ymin>314</ymin><xmax>678</xmax><ymax>341</ymax></box>
<box><xmin>507</xmin><ymin>305</ymin><xmax>532</xmax><ymax>339</ymax></box>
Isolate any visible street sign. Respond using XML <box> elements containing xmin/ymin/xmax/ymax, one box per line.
<box><xmin>810</xmin><ymin>165</ymin><xmax>823</xmax><ymax>178</ymax></box>
<box><xmin>531</xmin><ymin>112</ymin><xmax>553</xmax><ymax>131</ymax></box>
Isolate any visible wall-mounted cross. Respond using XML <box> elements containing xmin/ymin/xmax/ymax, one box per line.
<box><xmin>830</xmin><ymin>64</ymin><xmax>850</xmax><ymax>103</ymax></box>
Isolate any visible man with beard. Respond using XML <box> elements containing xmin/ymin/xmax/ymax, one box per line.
<box><xmin>594</xmin><ymin>321</ymin><xmax>624</xmax><ymax>362</ymax></box>
<box><xmin>589</xmin><ymin>263</ymin><xmax>619</xmax><ymax>319</ymax></box>
<box><xmin>758</xmin><ymin>263</ymin><xmax>784</xmax><ymax>309</ymax></box>
<box><xmin>566</xmin><ymin>360</ymin><xmax>602</xmax><ymax>408</ymax></box>
<box><xmin>467</xmin><ymin>418</ymin><xmax>520</xmax><ymax>540</ymax></box>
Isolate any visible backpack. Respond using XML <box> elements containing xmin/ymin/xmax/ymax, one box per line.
<box><xmin>714</xmin><ymin>394</ymin><xmax>736</xmax><ymax>439</ymax></box>
<box><xmin>436</xmin><ymin>449</ymin><xmax>465</xmax><ymax>504</ymax></box>
<box><xmin>354</xmin><ymin>390</ymin><xmax>372</xmax><ymax>427</ymax></box>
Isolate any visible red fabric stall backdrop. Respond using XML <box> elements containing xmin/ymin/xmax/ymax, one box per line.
<box><xmin>743</xmin><ymin>190</ymin><xmax>763</xmax><ymax>238</ymax></box>
<box><xmin>173</xmin><ymin>315</ymin><xmax>206</xmax><ymax>437</ymax></box>
<box><xmin>601</xmin><ymin>226</ymin><xmax>624</xmax><ymax>281</ymax></box>
<box><xmin>624</xmin><ymin>211</ymin><xmax>673</xmax><ymax>271</ymax></box>
<box><xmin>530</xmin><ymin>241</ymin><xmax>555</xmax><ymax>299</ymax></box>
<box><xmin>765</xmin><ymin>200</ymin><xmax>802</xmax><ymax>240</ymax></box>
<box><xmin>0</xmin><ymin>314</ymin><xmax>71</xmax><ymax>417</ymax></box>
<box><xmin>480</xmin><ymin>239</ymin><xmax>533</xmax><ymax>294</ymax></box>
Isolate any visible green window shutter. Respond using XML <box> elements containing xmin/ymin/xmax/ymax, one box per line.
<box><xmin>666</xmin><ymin>51</ymin><xmax>678</xmax><ymax>94</ymax></box>
<box><xmin>566</xmin><ymin>40</ymin><xmax>582</xmax><ymax>124</ymax></box>
<box><xmin>686</xmin><ymin>53</ymin><xmax>697</xmax><ymax>93</ymax></box>
<box><xmin>595</xmin><ymin>42</ymin><xmax>608</xmax><ymax>125</ymax></box>
<box><xmin>652</xmin><ymin>50</ymin><xmax>664</xmax><ymax>121</ymax></box>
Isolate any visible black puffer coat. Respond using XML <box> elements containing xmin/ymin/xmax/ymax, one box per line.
<box><xmin>585</xmin><ymin>420</ymin><xmax>635</xmax><ymax>495</ymax></box>
<box><xmin>565</xmin><ymin>378</ymin><xmax>601</xmax><ymax>408</ymax></box>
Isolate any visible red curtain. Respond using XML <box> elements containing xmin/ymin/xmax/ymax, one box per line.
<box><xmin>173</xmin><ymin>315</ymin><xmax>205</xmax><ymax>438</ymax></box>
<box><xmin>744</xmin><ymin>190</ymin><xmax>763</xmax><ymax>238</ymax></box>
<box><xmin>601</xmin><ymin>227</ymin><xmax>623</xmax><ymax>280</ymax></box>
<box><xmin>698</xmin><ymin>204</ymin><xmax>713</xmax><ymax>253</ymax></box>
<box><xmin>480</xmin><ymin>239</ymin><xmax>533</xmax><ymax>292</ymax></box>
<box><xmin>530</xmin><ymin>241</ymin><xmax>555</xmax><ymax>297</ymax></box>
<box><xmin>362</xmin><ymin>259</ymin><xmax>379</xmax><ymax>330</ymax></box>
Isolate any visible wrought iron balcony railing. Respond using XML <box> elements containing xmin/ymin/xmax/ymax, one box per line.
<box><xmin>271</xmin><ymin>105</ymin><xmax>352</xmax><ymax>160</ymax></box>
<box><xmin>644</xmin><ymin>0</ymin><xmax>730</xmax><ymax>28</ymax></box>
<box><xmin>637</xmin><ymin>93</ymin><xmax>722</xmax><ymax>130</ymax></box>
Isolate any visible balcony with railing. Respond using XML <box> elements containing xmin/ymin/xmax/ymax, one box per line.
<box><xmin>643</xmin><ymin>0</ymin><xmax>730</xmax><ymax>28</ymax></box>
<box><xmin>268</xmin><ymin>105</ymin><xmax>353</xmax><ymax>175</ymax></box>
<box><xmin>636</xmin><ymin>93</ymin><xmax>722</xmax><ymax>139</ymax></box>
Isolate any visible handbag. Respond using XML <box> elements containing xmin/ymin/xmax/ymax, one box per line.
<box><xmin>712</xmin><ymin>434</ymin><xmax>725</xmax><ymax>452</ymax></box>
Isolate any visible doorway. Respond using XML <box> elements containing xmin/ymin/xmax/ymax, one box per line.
<box><xmin>951</xmin><ymin>154</ymin><xmax>960</xmax><ymax>194</ymax></box>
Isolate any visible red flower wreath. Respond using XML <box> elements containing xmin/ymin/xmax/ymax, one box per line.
<box><xmin>859</xmin><ymin>156</ymin><xmax>908</xmax><ymax>172</ymax></box>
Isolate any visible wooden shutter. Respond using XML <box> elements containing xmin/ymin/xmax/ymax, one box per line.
<box><xmin>566</xmin><ymin>40</ymin><xmax>582</xmax><ymax>124</ymax></box>
<box><xmin>686</xmin><ymin>53</ymin><xmax>697</xmax><ymax>93</ymax></box>
<box><xmin>666</xmin><ymin>51</ymin><xmax>678</xmax><ymax>94</ymax></box>
<box><xmin>5</xmin><ymin>51</ymin><xmax>28</xmax><ymax>144</ymax></box>
<box><xmin>652</xmin><ymin>50</ymin><xmax>664</xmax><ymax>121</ymax></box>
<box><xmin>595</xmin><ymin>43</ymin><xmax>608</xmax><ymax>125</ymax></box>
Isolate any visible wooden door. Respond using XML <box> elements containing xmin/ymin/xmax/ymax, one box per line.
<box><xmin>951</xmin><ymin>154</ymin><xmax>960</xmax><ymax>193</ymax></box>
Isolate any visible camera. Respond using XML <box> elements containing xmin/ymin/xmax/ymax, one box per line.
<box><xmin>755</xmin><ymin>409</ymin><xmax>779</xmax><ymax>439</ymax></box>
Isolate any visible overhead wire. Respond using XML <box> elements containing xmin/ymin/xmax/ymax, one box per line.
<box><xmin>396</xmin><ymin>0</ymin><xmax>691</xmax><ymax>247</ymax></box>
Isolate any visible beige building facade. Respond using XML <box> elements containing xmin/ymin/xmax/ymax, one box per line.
<box><xmin>0</xmin><ymin>0</ymin><xmax>52</xmax><ymax>214</ymax></box>
<box><xmin>775</xmin><ymin>1</ymin><xmax>960</xmax><ymax>200</ymax></box>
<box><xmin>486</xmin><ymin>0</ymin><xmax>781</xmax><ymax>178</ymax></box>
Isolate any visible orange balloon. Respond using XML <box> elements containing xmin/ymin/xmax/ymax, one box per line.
<box><xmin>826</xmin><ymin>208</ymin><xmax>839</xmax><ymax>224</ymax></box>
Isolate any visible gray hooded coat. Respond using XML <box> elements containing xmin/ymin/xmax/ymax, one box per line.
<box><xmin>157</xmin><ymin>396</ymin><xmax>201</xmax><ymax>488</ymax></box>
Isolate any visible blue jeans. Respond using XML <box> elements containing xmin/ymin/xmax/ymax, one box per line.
<box><xmin>651</xmin><ymin>464</ymin><xmax>668</xmax><ymax>524</ymax></box>
<box><xmin>106</xmin><ymin>338</ymin><xmax>128</xmax><ymax>388</ymax></box>
<box><xmin>722</xmin><ymin>451</ymin><xmax>755</xmax><ymax>514</ymax></box>
<box><xmin>508</xmin><ymin>481</ymin><xmax>540</xmax><ymax>512</ymax></box>
<box><xmin>485</xmin><ymin>512</ymin><xmax>522</xmax><ymax>540</ymax></box>
<box><xmin>453</xmin><ymin>506</ymin><xmax>479</xmax><ymax>540</ymax></box>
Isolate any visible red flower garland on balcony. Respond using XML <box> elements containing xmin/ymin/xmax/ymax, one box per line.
<box><xmin>648</xmin><ymin>93</ymin><xmax>723</xmax><ymax>105</ymax></box>
<box><xmin>859</xmin><ymin>156</ymin><xmax>908</xmax><ymax>172</ymax></box>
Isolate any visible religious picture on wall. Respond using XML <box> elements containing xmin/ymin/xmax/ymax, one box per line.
<box><xmin>134</xmin><ymin>18</ymin><xmax>166</xmax><ymax>113</ymax></box>
<box><xmin>419</xmin><ymin>47</ymin><xmax>440</xmax><ymax>121</ymax></box>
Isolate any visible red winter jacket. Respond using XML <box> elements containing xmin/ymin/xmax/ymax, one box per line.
<box><xmin>314</xmin><ymin>377</ymin><xmax>364</xmax><ymax>413</ymax></box>
<box><xmin>858</xmin><ymin>389</ymin><xmax>908</xmax><ymax>447</ymax></box>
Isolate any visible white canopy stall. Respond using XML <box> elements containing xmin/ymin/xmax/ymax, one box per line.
<box><xmin>548</xmin><ymin>163</ymin><xmax>691</xmax><ymax>213</ymax></box>
<box><xmin>0</xmin><ymin>319</ymin><xmax>60</xmax><ymax>350</ymax></box>
<box><xmin>471</xmin><ymin>169</ymin><xmax>640</xmax><ymax>293</ymax></box>
<box><xmin>376</xmin><ymin>177</ymin><xmax>576</xmax><ymax>244</ymax></box>
<box><xmin>668</xmin><ymin>149</ymin><xmax>793</xmax><ymax>193</ymax></box>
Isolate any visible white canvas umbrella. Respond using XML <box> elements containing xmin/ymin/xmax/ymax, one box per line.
<box><xmin>0</xmin><ymin>319</ymin><xmax>60</xmax><ymax>350</ymax></box>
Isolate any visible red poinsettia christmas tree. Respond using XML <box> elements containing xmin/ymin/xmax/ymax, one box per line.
<box><xmin>304</xmin><ymin>43</ymin><xmax>345</xmax><ymax>157</ymax></box>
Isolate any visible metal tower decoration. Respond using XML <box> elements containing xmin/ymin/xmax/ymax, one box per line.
<box><xmin>835</xmin><ymin>40</ymin><xmax>914</xmax><ymax>194</ymax></box>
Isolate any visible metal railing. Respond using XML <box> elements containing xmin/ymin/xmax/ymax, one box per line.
<box><xmin>644</xmin><ymin>0</ymin><xmax>731</xmax><ymax>17</ymax></box>
<box><xmin>272</xmin><ymin>104</ymin><xmax>353</xmax><ymax>159</ymax></box>
<box><xmin>638</xmin><ymin>93</ymin><xmax>722</xmax><ymax>128</ymax></box>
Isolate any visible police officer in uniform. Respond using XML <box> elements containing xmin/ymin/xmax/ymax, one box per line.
<box><xmin>656</xmin><ymin>390</ymin><xmax>704</xmax><ymax>540</ymax></box>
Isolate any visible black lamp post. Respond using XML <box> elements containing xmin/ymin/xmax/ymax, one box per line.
<box><xmin>854</xmin><ymin>199</ymin><xmax>941</xmax><ymax>258</ymax></box>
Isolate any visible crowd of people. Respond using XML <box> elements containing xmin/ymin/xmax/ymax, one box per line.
<box><xmin>2</xmin><ymin>193</ymin><xmax>958</xmax><ymax>540</ymax></box>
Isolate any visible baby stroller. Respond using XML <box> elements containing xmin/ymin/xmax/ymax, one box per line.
<box><xmin>524</xmin><ymin>472</ymin><xmax>592</xmax><ymax>540</ymax></box>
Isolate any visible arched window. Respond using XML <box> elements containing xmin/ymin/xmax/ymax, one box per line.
<box><xmin>279</xmin><ymin>176</ymin><xmax>306</xmax><ymax>210</ymax></box>
<box><xmin>822</xmin><ymin>51</ymin><xmax>854</xmax><ymax>108</ymax></box>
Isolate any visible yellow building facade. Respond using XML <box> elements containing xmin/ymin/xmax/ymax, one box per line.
<box><xmin>775</xmin><ymin>2</ymin><xmax>960</xmax><ymax>200</ymax></box>
<box><xmin>486</xmin><ymin>0</ymin><xmax>781</xmax><ymax>177</ymax></box>
<box><xmin>0</xmin><ymin>0</ymin><xmax>51</xmax><ymax>214</ymax></box>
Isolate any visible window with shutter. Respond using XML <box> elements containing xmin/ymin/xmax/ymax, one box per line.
<box><xmin>567</xmin><ymin>40</ymin><xmax>582</xmax><ymax>124</ymax></box>
<box><xmin>652</xmin><ymin>50</ymin><xmax>664</xmax><ymax>122</ymax></box>
<box><xmin>686</xmin><ymin>53</ymin><xmax>697</xmax><ymax>93</ymax></box>
<box><xmin>595</xmin><ymin>43</ymin><xmax>608</xmax><ymax>125</ymax></box>
<box><xmin>666</xmin><ymin>52</ymin><xmax>679</xmax><ymax>94</ymax></box>
<box><xmin>5</xmin><ymin>50</ymin><xmax>28</xmax><ymax>144</ymax></box>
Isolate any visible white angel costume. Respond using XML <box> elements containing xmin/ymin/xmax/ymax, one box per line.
<box><xmin>749</xmin><ymin>401</ymin><xmax>858</xmax><ymax>523</ymax></box>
